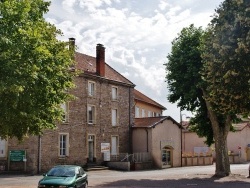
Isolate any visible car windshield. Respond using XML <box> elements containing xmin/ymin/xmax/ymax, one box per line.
<box><xmin>47</xmin><ymin>167</ymin><xmax>76</xmax><ymax>177</ymax></box>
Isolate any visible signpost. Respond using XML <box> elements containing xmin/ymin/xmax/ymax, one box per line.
<box><xmin>8</xmin><ymin>150</ymin><xmax>26</xmax><ymax>171</ymax></box>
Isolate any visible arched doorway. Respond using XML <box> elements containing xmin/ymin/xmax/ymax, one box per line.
<box><xmin>162</xmin><ymin>146</ymin><xmax>173</xmax><ymax>168</ymax></box>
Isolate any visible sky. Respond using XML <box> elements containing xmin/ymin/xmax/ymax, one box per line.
<box><xmin>45</xmin><ymin>0</ymin><xmax>224</xmax><ymax>122</ymax></box>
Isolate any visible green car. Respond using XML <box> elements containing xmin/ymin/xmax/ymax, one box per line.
<box><xmin>38</xmin><ymin>165</ymin><xmax>88</xmax><ymax>188</ymax></box>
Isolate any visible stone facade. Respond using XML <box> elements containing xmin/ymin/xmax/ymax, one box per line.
<box><xmin>1</xmin><ymin>42</ymin><xmax>135</xmax><ymax>173</ymax></box>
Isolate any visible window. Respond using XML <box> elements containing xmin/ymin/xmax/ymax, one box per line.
<box><xmin>61</xmin><ymin>103</ymin><xmax>68</xmax><ymax>122</ymax></box>
<box><xmin>88</xmin><ymin>81</ymin><xmax>95</xmax><ymax>96</ymax></box>
<box><xmin>111</xmin><ymin>86</ymin><xmax>118</xmax><ymax>100</ymax></box>
<box><xmin>135</xmin><ymin>106</ymin><xmax>139</xmax><ymax>118</ymax></box>
<box><xmin>59</xmin><ymin>133</ymin><xmax>69</xmax><ymax>157</ymax></box>
<box><xmin>111</xmin><ymin>136</ymin><xmax>119</xmax><ymax>155</ymax></box>
<box><xmin>0</xmin><ymin>138</ymin><xmax>6</xmax><ymax>158</ymax></box>
<box><xmin>142</xmin><ymin>109</ymin><xmax>145</xmax><ymax>117</ymax></box>
<box><xmin>87</xmin><ymin>105</ymin><xmax>95</xmax><ymax>124</ymax></box>
<box><xmin>148</xmin><ymin>111</ymin><xmax>152</xmax><ymax>117</ymax></box>
<box><xmin>112</xmin><ymin>109</ymin><xmax>118</xmax><ymax>126</ymax></box>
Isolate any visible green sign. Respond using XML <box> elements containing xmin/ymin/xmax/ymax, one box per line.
<box><xmin>9</xmin><ymin>150</ymin><xmax>26</xmax><ymax>162</ymax></box>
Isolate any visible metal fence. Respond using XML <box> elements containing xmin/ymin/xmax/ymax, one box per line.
<box><xmin>110</xmin><ymin>152</ymin><xmax>152</xmax><ymax>162</ymax></box>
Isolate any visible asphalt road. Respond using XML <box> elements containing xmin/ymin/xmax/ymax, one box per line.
<box><xmin>0</xmin><ymin>163</ymin><xmax>249</xmax><ymax>188</ymax></box>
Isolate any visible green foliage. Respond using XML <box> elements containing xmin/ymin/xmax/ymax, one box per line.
<box><xmin>202</xmin><ymin>0</ymin><xmax>250</xmax><ymax>114</ymax></box>
<box><xmin>0</xmin><ymin>0</ymin><xmax>76</xmax><ymax>140</ymax></box>
<box><xmin>165</xmin><ymin>0</ymin><xmax>249</xmax><ymax>176</ymax></box>
<box><xmin>165</xmin><ymin>25</ymin><xmax>215</xmax><ymax>145</ymax></box>
<box><xmin>166</xmin><ymin>25</ymin><xmax>204</xmax><ymax>111</ymax></box>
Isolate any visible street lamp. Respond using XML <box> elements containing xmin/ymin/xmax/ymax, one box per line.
<box><xmin>180</xmin><ymin>110</ymin><xmax>190</xmax><ymax>167</ymax></box>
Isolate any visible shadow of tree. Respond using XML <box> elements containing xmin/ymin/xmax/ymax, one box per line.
<box><xmin>91</xmin><ymin>174</ymin><xmax>250</xmax><ymax>188</ymax></box>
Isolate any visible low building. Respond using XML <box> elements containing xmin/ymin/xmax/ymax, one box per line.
<box><xmin>132</xmin><ymin>116</ymin><xmax>182</xmax><ymax>169</ymax></box>
<box><xmin>132</xmin><ymin>90</ymin><xmax>181</xmax><ymax>169</ymax></box>
<box><xmin>182</xmin><ymin>120</ymin><xmax>250</xmax><ymax>164</ymax></box>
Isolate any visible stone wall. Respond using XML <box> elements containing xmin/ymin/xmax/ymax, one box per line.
<box><xmin>107</xmin><ymin>161</ymin><xmax>130</xmax><ymax>171</ymax></box>
<box><xmin>5</xmin><ymin>74</ymin><xmax>134</xmax><ymax>173</ymax></box>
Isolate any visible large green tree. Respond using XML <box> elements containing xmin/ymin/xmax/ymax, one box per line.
<box><xmin>202</xmin><ymin>0</ymin><xmax>250</xmax><ymax>115</ymax></box>
<box><xmin>0</xmin><ymin>0</ymin><xmax>75</xmax><ymax>140</ymax></box>
<box><xmin>165</xmin><ymin>24</ymin><xmax>233</xmax><ymax>176</ymax></box>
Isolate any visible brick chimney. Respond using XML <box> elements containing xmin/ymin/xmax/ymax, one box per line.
<box><xmin>69</xmin><ymin>38</ymin><xmax>75</xmax><ymax>51</ymax></box>
<box><xmin>96</xmin><ymin>44</ymin><xmax>105</xmax><ymax>77</ymax></box>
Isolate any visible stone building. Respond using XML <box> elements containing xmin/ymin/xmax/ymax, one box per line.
<box><xmin>0</xmin><ymin>39</ymin><xmax>135</xmax><ymax>173</ymax></box>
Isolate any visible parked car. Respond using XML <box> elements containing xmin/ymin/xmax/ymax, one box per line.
<box><xmin>38</xmin><ymin>165</ymin><xmax>88</xmax><ymax>188</ymax></box>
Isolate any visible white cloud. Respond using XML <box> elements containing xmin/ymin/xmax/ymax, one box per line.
<box><xmin>158</xmin><ymin>1</ymin><xmax>170</xmax><ymax>11</ymax></box>
<box><xmin>45</xmin><ymin>0</ymin><xmax>224</xmax><ymax>121</ymax></box>
<box><xmin>62</xmin><ymin>0</ymin><xmax>77</xmax><ymax>14</ymax></box>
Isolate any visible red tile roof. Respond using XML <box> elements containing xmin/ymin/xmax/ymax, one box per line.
<box><xmin>232</xmin><ymin>122</ymin><xmax>250</xmax><ymax>131</ymax></box>
<box><xmin>133</xmin><ymin>116</ymin><xmax>181</xmax><ymax>129</ymax></box>
<box><xmin>134</xmin><ymin>89</ymin><xmax>166</xmax><ymax>110</ymax></box>
<box><xmin>182</xmin><ymin>121</ymin><xmax>250</xmax><ymax>132</ymax></box>
<box><xmin>75</xmin><ymin>52</ymin><xmax>135</xmax><ymax>86</ymax></box>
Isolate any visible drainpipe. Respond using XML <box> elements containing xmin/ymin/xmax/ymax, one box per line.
<box><xmin>145</xmin><ymin>129</ymin><xmax>148</xmax><ymax>152</ymax></box>
<box><xmin>37</xmin><ymin>135</ymin><xmax>41</xmax><ymax>174</ymax></box>
<box><xmin>129</xmin><ymin>87</ymin><xmax>133</xmax><ymax>154</ymax></box>
<box><xmin>180</xmin><ymin>110</ymin><xmax>182</xmax><ymax>167</ymax></box>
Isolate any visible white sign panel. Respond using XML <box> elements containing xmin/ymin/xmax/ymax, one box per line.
<box><xmin>194</xmin><ymin>147</ymin><xmax>209</xmax><ymax>156</ymax></box>
<box><xmin>101</xmin><ymin>143</ymin><xmax>110</xmax><ymax>153</ymax></box>
<box><xmin>103</xmin><ymin>152</ymin><xmax>110</xmax><ymax>161</ymax></box>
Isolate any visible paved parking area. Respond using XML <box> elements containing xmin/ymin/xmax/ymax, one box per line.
<box><xmin>0</xmin><ymin>164</ymin><xmax>249</xmax><ymax>188</ymax></box>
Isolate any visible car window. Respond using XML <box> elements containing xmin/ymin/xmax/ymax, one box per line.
<box><xmin>64</xmin><ymin>168</ymin><xmax>75</xmax><ymax>177</ymax></box>
<box><xmin>47</xmin><ymin>167</ymin><xmax>75</xmax><ymax>177</ymax></box>
<box><xmin>47</xmin><ymin>168</ymin><xmax>63</xmax><ymax>176</ymax></box>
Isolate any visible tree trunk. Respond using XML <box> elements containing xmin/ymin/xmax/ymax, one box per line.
<box><xmin>202</xmin><ymin>90</ymin><xmax>231</xmax><ymax>176</ymax></box>
<box><xmin>213</xmin><ymin>130</ymin><xmax>230</xmax><ymax>176</ymax></box>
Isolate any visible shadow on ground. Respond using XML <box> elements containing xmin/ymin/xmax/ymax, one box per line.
<box><xmin>91</xmin><ymin>175</ymin><xmax>250</xmax><ymax>188</ymax></box>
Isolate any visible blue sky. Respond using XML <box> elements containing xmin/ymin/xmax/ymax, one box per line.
<box><xmin>45</xmin><ymin>0</ymin><xmax>224</xmax><ymax>121</ymax></box>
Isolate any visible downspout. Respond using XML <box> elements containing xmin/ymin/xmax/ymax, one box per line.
<box><xmin>37</xmin><ymin>135</ymin><xmax>41</xmax><ymax>174</ymax></box>
<box><xmin>180</xmin><ymin>127</ymin><xmax>182</xmax><ymax>167</ymax></box>
<box><xmin>180</xmin><ymin>110</ymin><xmax>182</xmax><ymax>167</ymax></box>
<box><xmin>129</xmin><ymin>87</ymin><xmax>132</xmax><ymax>154</ymax></box>
<box><xmin>146</xmin><ymin>129</ymin><xmax>148</xmax><ymax>152</ymax></box>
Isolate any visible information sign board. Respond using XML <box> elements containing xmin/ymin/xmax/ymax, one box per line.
<box><xmin>9</xmin><ymin>150</ymin><xmax>26</xmax><ymax>162</ymax></box>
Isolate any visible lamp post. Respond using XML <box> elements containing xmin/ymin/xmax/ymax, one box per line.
<box><xmin>180</xmin><ymin>110</ymin><xmax>190</xmax><ymax>167</ymax></box>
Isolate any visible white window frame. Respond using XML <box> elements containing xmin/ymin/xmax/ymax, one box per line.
<box><xmin>59</xmin><ymin>133</ymin><xmax>69</xmax><ymax>157</ymax></box>
<box><xmin>0</xmin><ymin>138</ymin><xmax>7</xmax><ymax>158</ymax></box>
<box><xmin>112</xmin><ymin>109</ymin><xmax>118</xmax><ymax>126</ymax></box>
<box><xmin>148</xmin><ymin>111</ymin><xmax>152</xmax><ymax>117</ymax></box>
<box><xmin>135</xmin><ymin>106</ymin><xmax>140</xmax><ymax>118</ymax></box>
<box><xmin>111</xmin><ymin>86</ymin><xmax>118</xmax><ymax>100</ymax></box>
<box><xmin>142</xmin><ymin>109</ymin><xmax>145</xmax><ymax>117</ymax></box>
<box><xmin>111</xmin><ymin>136</ymin><xmax>119</xmax><ymax>155</ymax></box>
<box><xmin>87</xmin><ymin>105</ymin><xmax>96</xmax><ymax>124</ymax></box>
<box><xmin>88</xmin><ymin>81</ymin><xmax>95</xmax><ymax>97</ymax></box>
